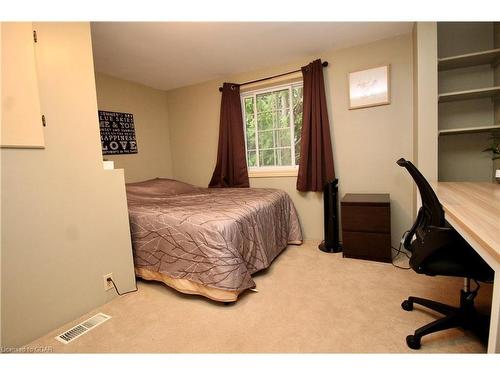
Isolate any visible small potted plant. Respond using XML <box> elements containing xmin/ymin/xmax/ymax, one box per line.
<box><xmin>483</xmin><ymin>129</ymin><xmax>500</xmax><ymax>183</ymax></box>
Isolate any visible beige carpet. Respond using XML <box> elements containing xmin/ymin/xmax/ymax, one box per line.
<box><xmin>28</xmin><ymin>241</ymin><xmax>492</xmax><ymax>353</ymax></box>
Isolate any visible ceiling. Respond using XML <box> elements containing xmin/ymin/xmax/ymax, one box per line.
<box><xmin>91</xmin><ymin>22</ymin><xmax>412</xmax><ymax>91</ymax></box>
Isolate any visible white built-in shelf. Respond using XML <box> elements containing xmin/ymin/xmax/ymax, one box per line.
<box><xmin>438</xmin><ymin>86</ymin><xmax>500</xmax><ymax>103</ymax></box>
<box><xmin>438</xmin><ymin>125</ymin><xmax>500</xmax><ymax>136</ymax></box>
<box><xmin>438</xmin><ymin>48</ymin><xmax>500</xmax><ymax>71</ymax></box>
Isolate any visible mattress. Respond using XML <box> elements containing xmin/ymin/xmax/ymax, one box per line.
<box><xmin>126</xmin><ymin>178</ymin><xmax>303</xmax><ymax>301</ymax></box>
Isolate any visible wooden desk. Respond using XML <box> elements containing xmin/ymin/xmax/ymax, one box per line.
<box><xmin>433</xmin><ymin>182</ymin><xmax>500</xmax><ymax>353</ymax></box>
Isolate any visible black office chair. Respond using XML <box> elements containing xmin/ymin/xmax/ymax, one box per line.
<box><xmin>396</xmin><ymin>158</ymin><xmax>494</xmax><ymax>349</ymax></box>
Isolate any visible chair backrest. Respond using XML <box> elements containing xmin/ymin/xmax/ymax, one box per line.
<box><xmin>396</xmin><ymin>158</ymin><xmax>445</xmax><ymax>228</ymax></box>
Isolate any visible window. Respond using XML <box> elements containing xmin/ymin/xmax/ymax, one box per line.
<box><xmin>242</xmin><ymin>82</ymin><xmax>303</xmax><ymax>175</ymax></box>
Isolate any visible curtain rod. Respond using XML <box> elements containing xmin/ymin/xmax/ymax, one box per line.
<box><xmin>218</xmin><ymin>61</ymin><xmax>328</xmax><ymax>92</ymax></box>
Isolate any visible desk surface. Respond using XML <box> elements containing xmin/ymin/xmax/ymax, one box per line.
<box><xmin>433</xmin><ymin>182</ymin><xmax>500</xmax><ymax>263</ymax></box>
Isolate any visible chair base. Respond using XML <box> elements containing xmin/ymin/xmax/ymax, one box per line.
<box><xmin>401</xmin><ymin>290</ymin><xmax>490</xmax><ymax>350</ymax></box>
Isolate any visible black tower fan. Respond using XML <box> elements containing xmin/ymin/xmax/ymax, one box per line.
<box><xmin>318</xmin><ymin>178</ymin><xmax>342</xmax><ymax>253</ymax></box>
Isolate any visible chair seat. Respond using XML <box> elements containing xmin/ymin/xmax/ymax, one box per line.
<box><xmin>416</xmin><ymin>241</ymin><xmax>494</xmax><ymax>282</ymax></box>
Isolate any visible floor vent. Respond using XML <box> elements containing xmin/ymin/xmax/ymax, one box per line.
<box><xmin>55</xmin><ymin>313</ymin><xmax>111</xmax><ymax>344</ymax></box>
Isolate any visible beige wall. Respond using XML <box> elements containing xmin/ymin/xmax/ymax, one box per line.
<box><xmin>1</xmin><ymin>23</ymin><xmax>45</xmax><ymax>149</ymax></box>
<box><xmin>94</xmin><ymin>72</ymin><xmax>173</xmax><ymax>182</ymax></box>
<box><xmin>412</xmin><ymin>22</ymin><xmax>438</xmax><ymax>213</ymax></box>
<box><xmin>413</xmin><ymin>22</ymin><xmax>438</xmax><ymax>184</ymax></box>
<box><xmin>1</xmin><ymin>23</ymin><xmax>136</xmax><ymax>347</ymax></box>
<box><xmin>166</xmin><ymin>33</ymin><xmax>414</xmax><ymax>245</ymax></box>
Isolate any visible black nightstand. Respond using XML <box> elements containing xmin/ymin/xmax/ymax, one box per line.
<box><xmin>341</xmin><ymin>193</ymin><xmax>391</xmax><ymax>263</ymax></box>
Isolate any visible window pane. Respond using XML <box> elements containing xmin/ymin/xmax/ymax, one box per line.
<box><xmin>258</xmin><ymin>130</ymin><xmax>274</xmax><ymax>150</ymax></box>
<box><xmin>246</xmin><ymin>112</ymin><xmax>255</xmax><ymax>128</ymax></box>
<box><xmin>246</xmin><ymin>123</ymin><xmax>256</xmax><ymax>150</ymax></box>
<box><xmin>276</xmin><ymin>89</ymin><xmax>290</xmax><ymax>109</ymax></box>
<box><xmin>260</xmin><ymin>149</ymin><xmax>275</xmax><ymax>166</ymax></box>
<box><xmin>257</xmin><ymin>111</ymin><xmax>274</xmax><ymax>131</ymax></box>
<box><xmin>278</xmin><ymin>111</ymin><xmax>290</xmax><ymax>129</ymax></box>
<box><xmin>244</xmin><ymin>97</ymin><xmax>256</xmax><ymax>152</ymax></box>
<box><xmin>275</xmin><ymin>128</ymin><xmax>291</xmax><ymax>148</ymax></box>
<box><xmin>256</xmin><ymin>92</ymin><xmax>275</xmax><ymax>113</ymax></box>
<box><xmin>295</xmin><ymin>139</ymin><xmax>301</xmax><ymax>165</ymax></box>
<box><xmin>292</xmin><ymin>86</ymin><xmax>303</xmax><ymax>107</ymax></box>
<box><xmin>277</xmin><ymin>147</ymin><xmax>292</xmax><ymax>166</ymax></box>
<box><xmin>294</xmin><ymin>116</ymin><xmax>302</xmax><ymax>165</ymax></box>
<box><xmin>293</xmin><ymin>86</ymin><xmax>303</xmax><ymax>165</ymax></box>
<box><xmin>247</xmin><ymin>150</ymin><xmax>257</xmax><ymax>167</ymax></box>
<box><xmin>244</xmin><ymin>97</ymin><xmax>254</xmax><ymax>114</ymax></box>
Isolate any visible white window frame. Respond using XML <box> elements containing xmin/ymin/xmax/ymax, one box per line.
<box><xmin>241</xmin><ymin>81</ymin><xmax>303</xmax><ymax>178</ymax></box>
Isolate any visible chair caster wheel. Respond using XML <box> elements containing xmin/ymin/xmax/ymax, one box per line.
<box><xmin>406</xmin><ymin>335</ymin><xmax>421</xmax><ymax>350</ymax></box>
<box><xmin>401</xmin><ymin>300</ymin><xmax>413</xmax><ymax>311</ymax></box>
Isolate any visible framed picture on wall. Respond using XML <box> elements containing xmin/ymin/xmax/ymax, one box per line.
<box><xmin>348</xmin><ymin>65</ymin><xmax>391</xmax><ymax>110</ymax></box>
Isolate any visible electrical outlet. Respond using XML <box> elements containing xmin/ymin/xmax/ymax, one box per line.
<box><xmin>103</xmin><ymin>273</ymin><xmax>113</xmax><ymax>291</ymax></box>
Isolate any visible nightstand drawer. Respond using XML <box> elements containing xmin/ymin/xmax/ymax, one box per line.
<box><xmin>342</xmin><ymin>231</ymin><xmax>391</xmax><ymax>262</ymax></box>
<box><xmin>341</xmin><ymin>205</ymin><xmax>390</xmax><ymax>233</ymax></box>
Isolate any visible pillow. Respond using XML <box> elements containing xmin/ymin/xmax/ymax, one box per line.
<box><xmin>126</xmin><ymin>178</ymin><xmax>201</xmax><ymax>199</ymax></box>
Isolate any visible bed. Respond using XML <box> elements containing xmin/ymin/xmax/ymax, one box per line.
<box><xmin>125</xmin><ymin>178</ymin><xmax>303</xmax><ymax>302</ymax></box>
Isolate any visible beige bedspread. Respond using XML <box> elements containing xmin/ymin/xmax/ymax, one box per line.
<box><xmin>126</xmin><ymin>179</ymin><xmax>302</xmax><ymax>298</ymax></box>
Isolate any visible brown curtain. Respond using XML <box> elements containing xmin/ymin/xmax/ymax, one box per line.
<box><xmin>296</xmin><ymin>59</ymin><xmax>335</xmax><ymax>192</ymax></box>
<box><xmin>209</xmin><ymin>82</ymin><xmax>250</xmax><ymax>188</ymax></box>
